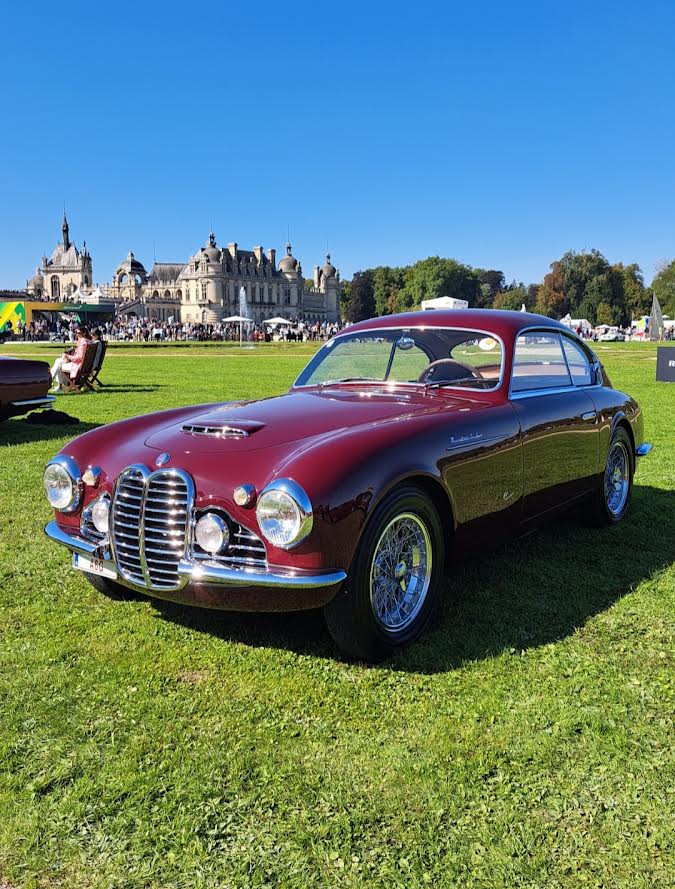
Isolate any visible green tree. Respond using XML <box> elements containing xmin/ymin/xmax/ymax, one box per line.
<box><xmin>596</xmin><ymin>301</ymin><xmax>614</xmax><ymax>326</ymax></box>
<box><xmin>651</xmin><ymin>260</ymin><xmax>675</xmax><ymax>318</ymax></box>
<box><xmin>397</xmin><ymin>257</ymin><xmax>481</xmax><ymax>312</ymax></box>
<box><xmin>493</xmin><ymin>286</ymin><xmax>531</xmax><ymax>312</ymax></box>
<box><xmin>371</xmin><ymin>265</ymin><xmax>406</xmax><ymax>316</ymax></box>
<box><xmin>344</xmin><ymin>271</ymin><xmax>375</xmax><ymax>322</ymax></box>
<box><xmin>475</xmin><ymin>269</ymin><xmax>505</xmax><ymax>308</ymax></box>
<box><xmin>614</xmin><ymin>263</ymin><xmax>649</xmax><ymax>320</ymax></box>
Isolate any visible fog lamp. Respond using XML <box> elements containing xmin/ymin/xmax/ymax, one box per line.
<box><xmin>195</xmin><ymin>513</ymin><xmax>229</xmax><ymax>554</ymax></box>
<box><xmin>91</xmin><ymin>497</ymin><xmax>110</xmax><ymax>534</ymax></box>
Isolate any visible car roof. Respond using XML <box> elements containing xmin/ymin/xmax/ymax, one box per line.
<box><xmin>345</xmin><ymin>309</ymin><xmax>568</xmax><ymax>339</ymax></box>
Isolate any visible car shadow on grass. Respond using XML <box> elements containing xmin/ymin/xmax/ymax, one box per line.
<box><xmin>150</xmin><ymin>485</ymin><xmax>675</xmax><ymax>672</ymax></box>
<box><xmin>0</xmin><ymin>412</ymin><xmax>101</xmax><ymax>445</ymax></box>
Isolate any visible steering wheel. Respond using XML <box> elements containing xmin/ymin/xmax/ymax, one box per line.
<box><xmin>417</xmin><ymin>359</ymin><xmax>484</xmax><ymax>385</ymax></box>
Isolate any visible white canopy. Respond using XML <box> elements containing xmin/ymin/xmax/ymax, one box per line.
<box><xmin>222</xmin><ymin>315</ymin><xmax>254</xmax><ymax>323</ymax></box>
<box><xmin>421</xmin><ymin>296</ymin><xmax>469</xmax><ymax>311</ymax></box>
<box><xmin>264</xmin><ymin>316</ymin><xmax>291</xmax><ymax>325</ymax></box>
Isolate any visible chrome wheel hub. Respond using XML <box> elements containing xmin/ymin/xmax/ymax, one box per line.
<box><xmin>370</xmin><ymin>512</ymin><xmax>432</xmax><ymax>634</ymax></box>
<box><xmin>604</xmin><ymin>441</ymin><xmax>629</xmax><ymax>516</ymax></box>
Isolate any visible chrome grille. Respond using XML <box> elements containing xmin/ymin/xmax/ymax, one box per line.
<box><xmin>192</xmin><ymin>518</ymin><xmax>267</xmax><ymax>570</ymax></box>
<box><xmin>110</xmin><ymin>466</ymin><xmax>192</xmax><ymax>591</ymax></box>
<box><xmin>111</xmin><ymin>468</ymin><xmax>145</xmax><ymax>586</ymax></box>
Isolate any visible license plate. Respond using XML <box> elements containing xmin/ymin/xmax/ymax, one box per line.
<box><xmin>73</xmin><ymin>553</ymin><xmax>118</xmax><ymax>580</ymax></box>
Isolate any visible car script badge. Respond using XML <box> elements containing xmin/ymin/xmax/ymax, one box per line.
<box><xmin>156</xmin><ymin>453</ymin><xmax>171</xmax><ymax>467</ymax></box>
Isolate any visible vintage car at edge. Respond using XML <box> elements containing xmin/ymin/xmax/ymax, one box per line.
<box><xmin>43</xmin><ymin>310</ymin><xmax>652</xmax><ymax>660</ymax></box>
<box><xmin>1</xmin><ymin>355</ymin><xmax>55</xmax><ymax>421</ymax></box>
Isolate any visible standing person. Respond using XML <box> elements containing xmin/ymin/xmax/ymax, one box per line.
<box><xmin>50</xmin><ymin>327</ymin><xmax>92</xmax><ymax>392</ymax></box>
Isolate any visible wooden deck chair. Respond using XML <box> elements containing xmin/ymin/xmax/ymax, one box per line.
<box><xmin>63</xmin><ymin>343</ymin><xmax>98</xmax><ymax>394</ymax></box>
<box><xmin>87</xmin><ymin>340</ymin><xmax>107</xmax><ymax>388</ymax></box>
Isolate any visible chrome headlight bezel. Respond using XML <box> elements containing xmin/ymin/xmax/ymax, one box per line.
<box><xmin>255</xmin><ymin>478</ymin><xmax>313</xmax><ymax>549</ymax></box>
<box><xmin>43</xmin><ymin>454</ymin><xmax>83</xmax><ymax>513</ymax></box>
<box><xmin>194</xmin><ymin>512</ymin><xmax>230</xmax><ymax>555</ymax></box>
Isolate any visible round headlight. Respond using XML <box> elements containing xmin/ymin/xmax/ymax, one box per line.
<box><xmin>43</xmin><ymin>462</ymin><xmax>78</xmax><ymax>511</ymax></box>
<box><xmin>256</xmin><ymin>480</ymin><xmax>313</xmax><ymax>549</ymax></box>
<box><xmin>91</xmin><ymin>497</ymin><xmax>110</xmax><ymax>534</ymax></box>
<box><xmin>195</xmin><ymin>513</ymin><xmax>229</xmax><ymax>554</ymax></box>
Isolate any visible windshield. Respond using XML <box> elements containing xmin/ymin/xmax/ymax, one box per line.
<box><xmin>294</xmin><ymin>328</ymin><xmax>503</xmax><ymax>390</ymax></box>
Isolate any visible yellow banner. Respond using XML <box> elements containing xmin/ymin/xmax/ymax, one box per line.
<box><xmin>0</xmin><ymin>302</ymin><xmax>26</xmax><ymax>330</ymax></box>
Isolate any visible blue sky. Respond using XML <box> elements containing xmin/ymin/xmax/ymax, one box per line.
<box><xmin>1</xmin><ymin>0</ymin><xmax>674</xmax><ymax>289</ymax></box>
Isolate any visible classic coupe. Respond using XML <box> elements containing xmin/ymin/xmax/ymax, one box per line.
<box><xmin>43</xmin><ymin>310</ymin><xmax>651</xmax><ymax>660</ymax></box>
<box><xmin>1</xmin><ymin>355</ymin><xmax>55</xmax><ymax>421</ymax></box>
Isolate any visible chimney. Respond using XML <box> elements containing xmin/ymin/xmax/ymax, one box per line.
<box><xmin>253</xmin><ymin>246</ymin><xmax>263</xmax><ymax>265</ymax></box>
<box><xmin>269</xmin><ymin>248</ymin><xmax>276</xmax><ymax>270</ymax></box>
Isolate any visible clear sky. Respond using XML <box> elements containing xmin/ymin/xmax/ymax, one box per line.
<box><xmin>1</xmin><ymin>0</ymin><xmax>674</xmax><ymax>289</ymax></box>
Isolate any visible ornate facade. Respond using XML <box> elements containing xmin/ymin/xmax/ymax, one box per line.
<box><xmin>109</xmin><ymin>232</ymin><xmax>341</xmax><ymax>323</ymax></box>
<box><xmin>26</xmin><ymin>214</ymin><xmax>93</xmax><ymax>299</ymax></box>
<box><xmin>25</xmin><ymin>219</ymin><xmax>342</xmax><ymax>322</ymax></box>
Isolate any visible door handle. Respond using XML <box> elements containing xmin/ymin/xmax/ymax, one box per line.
<box><xmin>581</xmin><ymin>411</ymin><xmax>597</xmax><ymax>421</ymax></box>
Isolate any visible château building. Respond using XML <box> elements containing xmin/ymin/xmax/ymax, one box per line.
<box><xmin>109</xmin><ymin>231</ymin><xmax>341</xmax><ymax>323</ymax></box>
<box><xmin>26</xmin><ymin>217</ymin><xmax>342</xmax><ymax>323</ymax></box>
<box><xmin>26</xmin><ymin>214</ymin><xmax>93</xmax><ymax>300</ymax></box>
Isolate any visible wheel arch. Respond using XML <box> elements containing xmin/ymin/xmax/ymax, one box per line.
<box><xmin>611</xmin><ymin>412</ymin><xmax>636</xmax><ymax>470</ymax></box>
<box><xmin>363</xmin><ymin>471</ymin><xmax>455</xmax><ymax>571</ymax></box>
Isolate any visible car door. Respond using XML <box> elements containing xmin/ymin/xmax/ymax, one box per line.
<box><xmin>510</xmin><ymin>330</ymin><xmax>599</xmax><ymax>521</ymax></box>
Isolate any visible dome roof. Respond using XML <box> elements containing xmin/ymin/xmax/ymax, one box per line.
<box><xmin>116</xmin><ymin>251</ymin><xmax>148</xmax><ymax>279</ymax></box>
<box><xmin>28</xmin><ymin>267</ymin><xmax>44</xmax><ymax>287</ymax></box>
<box><xmin>279</xmin><ymin>241</ymin><xmax>298</xmax><ymax>274</ymax></box>
<box><xmin>322</xmin><ymin>253</ymin><xmax>336</xmax><ymax>279</ymax></box>
<box><xmin>202</xmin><ymin>231</ymin><xmax>222</xmax><ymax>262</ymax></box>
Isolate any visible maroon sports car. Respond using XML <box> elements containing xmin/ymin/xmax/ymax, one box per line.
<box><xmin>43</xmin><ymin>310</ymin><xmax>651</xmax><ymax>660</ymax></box>
<box><xmin>1</xmin><ymin>355</ymin><xmax>55</xmax><ymax>421</ymax></box>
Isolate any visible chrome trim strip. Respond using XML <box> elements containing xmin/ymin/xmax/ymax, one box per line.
<box><xmin>636</xmin><ymin>443</ymin><xmax>653</xmax><ymax>457</ymax></box>
<box><xmin>178</xmin><ymin>559</ymin><xmax>346</xmax><ymax>590</ymax></box>
<box><xmin>11</xmin><ymin>395</ymin><xmax>56</xmax><ymax>408</ymax></box>
<box><xmin>292</xmin><ymin>325</ymin><xmax>507</xmax><ymax>394</ymax></box>
<box><xmin>510</xmin><ymin>384</ymin><xmax>601</xmax><ymax>400</ymax></box>
<box><xmin>44</xmin><ymin>521</ymin><xmax>345</xmax><ymax>591</ymax></box>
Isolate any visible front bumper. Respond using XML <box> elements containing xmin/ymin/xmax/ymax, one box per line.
<box><xmin>44</xmin><ymin>520</ymin><xmax>346</xmax><ymax>611</ymax></box>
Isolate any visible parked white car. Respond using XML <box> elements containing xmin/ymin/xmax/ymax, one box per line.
<box><xmin>598</xmin><ymin>327</ymin><xmax>625</xmax><ymax>342</ymax></box>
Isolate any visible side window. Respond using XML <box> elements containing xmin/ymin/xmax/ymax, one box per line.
<box><xmin>562</xmin><ymin>336</ymin><xmax>593</xmax><ymax>386</ymax></box>
<box><xmin>511</xmin><ymin>332</ymin><xmax>572</xmax><ymax>393</ymax></box>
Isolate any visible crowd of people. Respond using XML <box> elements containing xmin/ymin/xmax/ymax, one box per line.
<box><xmin>1</xmin><ymin>314</ymin><xmax>343</xmax><ymax>344</ymax></box>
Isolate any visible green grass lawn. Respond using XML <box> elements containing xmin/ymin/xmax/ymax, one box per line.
<box><xmin>0</xmin><ymin>341</ymin><xmax>673</xmax><ymax>888</ymax></box>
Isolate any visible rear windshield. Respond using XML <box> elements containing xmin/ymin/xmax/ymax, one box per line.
<box><xmin>294</xmin><ymin>328</ymin><xmax>503</xmax><ymax>390</ymax></box>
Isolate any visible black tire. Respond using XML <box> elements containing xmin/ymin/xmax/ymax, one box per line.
<box><xmin>323</xmin><ymin>484</ymin><xmax>444</xmax><ymax>661</ymax></box>
<box><xmin>84</xmin><ymin>573</ymin><xmax>145</xmax><ymax>601</ymax></box>
<box><xmin>590</xmin><ymin>426</ymin><xmax>634</xmax><ymax>526</ymax></box>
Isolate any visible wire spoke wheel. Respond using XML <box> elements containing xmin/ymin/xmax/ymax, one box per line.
<box><xmin>604</xmin><ymin>439</ymin><xmax>630</xmax><ymax>517</ymax></box>
<box><xmin>369</xmin><ymin>512</ymin><xmax>432</xmax><ymax>634</ymax></box>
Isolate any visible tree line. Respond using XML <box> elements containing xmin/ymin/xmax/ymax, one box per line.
<box><xmin>341</xmin><ymin>251</ymin><xmax>675</xmax><ymax>326</ymax></box>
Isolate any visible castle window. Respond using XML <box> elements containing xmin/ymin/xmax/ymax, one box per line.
<box><xmin>201</xmin><ymin>282</ymin><xmax>208</xmax><ymax>301</ymax></box>
<box><xmin>51</xmin><ymin>276</ymin><xmax>60</xmax><ymax>299</ymax></box>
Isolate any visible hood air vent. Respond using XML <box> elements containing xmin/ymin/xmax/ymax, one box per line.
<box><xmin>181</xmin><ymin>423</ymin><xmax>250</xmax><ymax>438</ymax></box>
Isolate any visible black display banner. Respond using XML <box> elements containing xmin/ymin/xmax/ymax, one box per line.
<box><xmin>656</xmin><ymin>347</ymin><xmax>675</xmax><ymax>382</ymax></box>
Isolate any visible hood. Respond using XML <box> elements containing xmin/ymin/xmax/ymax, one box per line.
<box><xmin>144</xmin><ymin>386</ymin><xmax>473</xmax><ymax>455</ymax></box>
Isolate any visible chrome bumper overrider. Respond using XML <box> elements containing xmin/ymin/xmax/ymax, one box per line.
<box><xmin>44</xmin><ymin>520</ymin><xmax>346</xmax><ymax>591</ymax></box>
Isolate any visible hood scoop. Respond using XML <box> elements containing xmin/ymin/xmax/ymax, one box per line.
<box><xmin>181</xmin><ymin>418</ymin><xmax>265</xmax><ymax>439</ymax></box>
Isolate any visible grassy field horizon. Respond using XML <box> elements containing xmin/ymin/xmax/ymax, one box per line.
<box><xmin>0</xmin><ymin>341</ymin><xmax>673</xmax><ymax>887</ymax></box>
